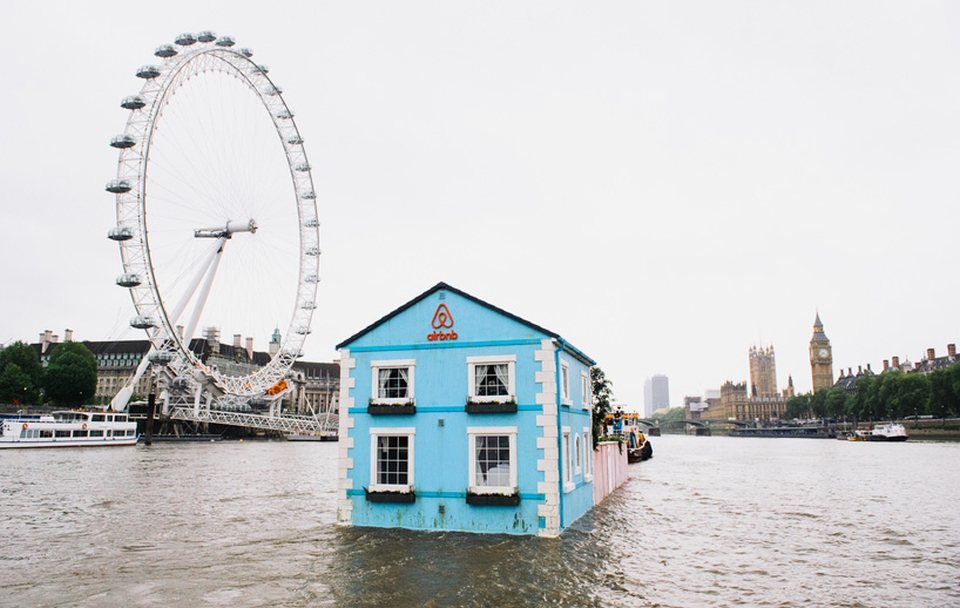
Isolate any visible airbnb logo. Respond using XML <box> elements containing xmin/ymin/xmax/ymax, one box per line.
<box><xmin>428</xmin><ymin>303</ymin><xmax>458</xmax><ymax>341</ymax></box>
<box><xmin>431</xmin><ymin>303</ymin><xmax>454</xmax><ymax>329</ymax></box>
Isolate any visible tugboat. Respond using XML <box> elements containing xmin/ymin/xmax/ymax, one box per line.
<box><xmin>627</xmin><ymin>426</ymin><xmax>654</xmax><ymax>462</ymax></box>
<box><xmin>603</xmin><ymin>411</ymin><xmax>654</xmax><ymax>462</ymax></box>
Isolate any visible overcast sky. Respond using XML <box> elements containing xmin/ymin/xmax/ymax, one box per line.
<box><xmin>1</xmin><ymin>1</ymin><xmax>958</xmax><ymax>410</ymax></box>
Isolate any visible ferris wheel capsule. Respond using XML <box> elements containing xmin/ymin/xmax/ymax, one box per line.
<box><xmin>131</xmin><ymin>316</ymin><xmax>157</xmax><ymax>330</ymax></box>
<box><xmin>136</xmin><ymin>65</ymin><xmax>161</xmax><ymax>79</ymax></box>
<box><xmin>116</xmin><ymin>273</ymin><xmax>142</xmax><ymax>288</ymax></box>
<box><xmin>237</xmin><ymin>48</ymin><xmax>253</xmax><ymax>58</ymax></box>
<box><xmin>120</xmin><ymin>95</ymin><xmax>146</xmax><ymax>110</ymax></box>
<box><xmin>215</xmin><ymin>36</ymin><xmax>235</xmax><ymax>47</ymax></box>
<box><xmin>110</xmin><ymin>134</ymin><xmax>137</xmax><ymax>149</ymax></box>
<box><xmin>155</xmin><ymin>44</ymin><xmax>178</xmax><ymax>58</ymax></box>
<box><xmin>105</xmin><ymin>179</ymin><xmax>132</xmax><ymax>193</ymax></box>
<box><xmin>174</xmin><ymin>33</ymin><xmax>197</xmax><ymax>46</ymax></box>
<box><xmin>197</xmin><ymin>31</ymin><xmax>217</xmax><ymax>43</ymax></box>
<box><xmin>148</xmin><ymin>350</ymin><xmax>176</xmax><ymax>364</ymax></box>
<box><xmin>107</xmin><ymin>226</ymin><xmax>134</xmax><ymax>241</ymax></box>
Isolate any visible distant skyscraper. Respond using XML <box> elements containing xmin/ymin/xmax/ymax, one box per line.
<box><xmin>644</xmin><ymin>375</ymin><xmax>670</xmax><ymax>416</ymax></box>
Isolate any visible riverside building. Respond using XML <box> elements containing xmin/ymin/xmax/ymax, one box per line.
<box><xmin>30</xmin><ymin>329</ymin><xmax>338</xmax><ymax>416</ymax></box>
<box><xmin>335</xmin><ymin>282</ymin><xmax>597</xmax><ymax>537</ymax></box>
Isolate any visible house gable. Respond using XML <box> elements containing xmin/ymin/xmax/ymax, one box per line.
<box><xmin>338</xmin><ymin>282</ymin><xmax>556</xmax><ymax>352</ymax></box>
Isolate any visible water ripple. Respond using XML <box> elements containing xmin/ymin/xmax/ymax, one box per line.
<box><xmin>1</xmin><ymin>438</ymin><xmax>958</xmax><ymax>606</ymax></box>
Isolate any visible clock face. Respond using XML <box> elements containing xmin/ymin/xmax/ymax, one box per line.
<box><xmin>819</xmin><ymin>348</ymin><xmax>828</xmax><ymax>358</ymax></box>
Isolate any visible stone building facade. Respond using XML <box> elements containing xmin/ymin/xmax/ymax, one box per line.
<box><xmin>32</xmin><ymin>330</ymin><xmax>338</xmax><ymax>415</ymax></box>
<box><xmin>749</xmin><ymin>345</ymin><xmax>777</xmax><ymax>398</ymax></box>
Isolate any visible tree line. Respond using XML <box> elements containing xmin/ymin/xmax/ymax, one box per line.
<box><xmin>785</xmin><ymin>363</ymin><xmax>960</xmax><ymax>422</ymax></box>
<box><xmin>0</xmin><ymin>341</ymin><xmax>98</xmax><ymax>408</ymax></box>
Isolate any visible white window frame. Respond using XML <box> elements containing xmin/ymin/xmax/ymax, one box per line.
<box><xmin>467</xmin><ymin>426</ymin><xmax>518</xmax><ymax>495</ymax></box>
<box><xmin>574</xmin><ymin>433</ymin><xmax>582</xmax><ymax>475</ymax></box>
<box><xmin>562</xmin><ymin>426</ymin><xmax>575</xmax><ymax>492</ymax></box>
<box><xmin>369</xmin><ymin>427</ymin><xmax>416</xmax><ymax>493</ymax></box>
<box><xmin>467</xmin><ymin>355</ymin><xmax>516</xmax><ymax>403</ymax></box>
<box><xmin>560</xmin><ymin>360</ymin><xmax>572</xmax><ymax>406</ymax></box>
<box><xmin>581</xmin><ymin>370</ymin><xmax>591</xmax><ymax>410</ymax></box>
<box><xmin>583</xmin><ymin>425</ymin><xmax>593</xmax><ymax>481</ymax></box>
<box><xmin>370</xmin><ymin>359</ymin><xmax>416</xmax><ymax>405</ymax></box>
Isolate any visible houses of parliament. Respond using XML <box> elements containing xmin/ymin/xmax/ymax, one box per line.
<box><xmin>701</xmin><ymin>313</ymin><xmax>834</xmax><ymax>422</ymax></box>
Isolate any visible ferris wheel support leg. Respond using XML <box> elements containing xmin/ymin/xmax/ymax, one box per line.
<box><xmin>181</xmin><ymin>238</ymin><xmax>228</xmax><ymax>349</ymax></box>
<box><xmin>159</xmin><ymin>389</ymin><xmax>171</xmax><ymax>417</ymax></box>
<box><xmin>166</xmin><ymin>237</ymin><xmax>227</xmax><ymax>331</ymax></box>
<box><xmin>110</xmin><ymin>349</ymin><xmax>155</xmax><ymax>412</ymax></box>
<box><xmin>193</xmin><ymin>384</ymin><xmax>205</xmax><ymax>417</ymax></box>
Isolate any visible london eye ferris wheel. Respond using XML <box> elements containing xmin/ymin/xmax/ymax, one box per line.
<box><xmin>106</xmin><ymin>31</ymin><xmax>320</xmax><ymax>412</ymax></box>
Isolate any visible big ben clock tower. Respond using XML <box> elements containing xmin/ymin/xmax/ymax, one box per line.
<box><xmin>809</xmin><ymin>312</ymin><xmax>834</xmax><ymax>392</ymax></box>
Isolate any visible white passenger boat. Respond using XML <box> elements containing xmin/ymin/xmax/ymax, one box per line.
<box><xmin>846</xmin><ymin>423</ymin><xmax>909</xmax><ymax>442</ymax></box>
<box><xmin>0</xmin><ymin>410</ymin><xmax>139</xmax><ymax>448</ymax></box>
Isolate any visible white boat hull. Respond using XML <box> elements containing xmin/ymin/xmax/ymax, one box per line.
<box><xmin>0</xmin><ymin>436</ymin><xmax>139</xmax><ymax>449</ymax></box>
<box><xmin>0</xmin><ymin>410</ymin><xmax>139</xmax><ymax>449</ymax></box>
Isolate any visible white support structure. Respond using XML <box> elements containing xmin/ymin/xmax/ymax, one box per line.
<box><xmin>169</xmin><ymin>407</ymin><xmax>337</xmax><ymax>436</ymax></box>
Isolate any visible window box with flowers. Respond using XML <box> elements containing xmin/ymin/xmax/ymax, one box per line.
<box><xmin>368</xmin><ymin>400</ymin><xmax>416</xmax><ymax>415</ymax></box>
<box><xmin>465</xmin><ymin>398</ymin><xmax>517</xmax><ymax>414</ymax></box>
<box><xmin>365</xmin><ymin>488</ymin><xmax>417</xmax><ymax>503</ymax></box>
<box><xmin>465</xmin><ymin>489</ymin><xmax>520</xmax><ymax>506</ymax></box>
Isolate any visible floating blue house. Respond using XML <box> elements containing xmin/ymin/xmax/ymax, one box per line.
<box><xmin>336</xmin><ymin>282</ymin><xmax>596</xmax><ymax>537</ymax></box>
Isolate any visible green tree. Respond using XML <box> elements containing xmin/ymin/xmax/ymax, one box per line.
<box><xmin>900</xmin><ymin>373</ymin><xmax>931</xmax><ymax>419</ymax></box>
<box><xmin>928</xmin><ymin>363</ymin><xmax>960</xmax><ymax>419</ymax></box>
<box><xmin>809</xmin><ymin>389</ymin><xmax>829</xmax><ymax>419</ymax></box>
<box><xmin>824</xmin><ymin>387</ymin><xmax>850</xmax><ymax>420</ymax></box>
<box><xmin>0</xmin><ymin>341</ymin><xmax>43</xmax><ymax>404</ymax></box>
<box><xmin>655</xmin><ymin>407</ymin><xmax>686</xmax><ymax>424</ymax></box>
<box><xmin>43</xmin><ymin>341</ymin><xmax>98</xmax><ymax>407</ymax></box>
<box><xmin>785</xmin><ymin>393</ymin><xmax>811</xmax><ymax>420</ymax></box>
<box><xmin>853</xmin><ymin>374</ymin><xmax>882</xmax><ymax>421</ymax></box>
<box><xmin>0</xmin><ymin>363</ymin><xmax>36</xmax><ymax>405</ymax></box>
<box><xmin>590</xmin><ymin>366</ymin><xmax>614</xmax><ymax>449</ymax></box>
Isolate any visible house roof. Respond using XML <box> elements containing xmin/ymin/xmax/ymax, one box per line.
<box><xmin>336</xmin><ymin>281</ymin><xmax>595</xmax><ymax>365</ymax></box>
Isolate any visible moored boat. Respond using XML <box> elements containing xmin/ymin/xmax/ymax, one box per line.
<box><xmin>0</xmin><ymin>410</ymin><xmax>138</xmax><ymax>448</ymax></box>
<box><xmin>286</xmin><ymin>431</ymin><xmax>337</xmax><ymax>442</ymax></box>
<box><xmin>627</xmin><ymin>427</ymin><xmax>654</xmax><ymax>462</ymax></box>
<box><xmin>846</xmin><ymin>423</ymin><xmax>908</xmax><ymax>442</ymax></box>
<box><xmin>602</xmin><ymin>412</ymin><xmax>653</xmax><ymax>462</ymax></box>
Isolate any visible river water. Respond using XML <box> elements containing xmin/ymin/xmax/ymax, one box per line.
<box><xmin>2</xmin><ymin>435</ymin><xmax>958</xmax><ymax>607</ymax></box>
